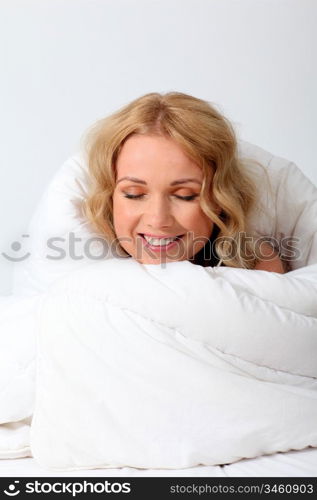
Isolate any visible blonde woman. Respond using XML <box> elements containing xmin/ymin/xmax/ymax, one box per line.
<box><xmin>23</xmin><ymin>94</ymin><xmax>317</xmax><ymax>472</ymax></box>
<box><xmin>84</xmin><ymin>92</ymin><xmax>285</xmax><ymax>273</ymax></box>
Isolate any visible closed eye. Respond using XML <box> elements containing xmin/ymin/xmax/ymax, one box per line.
<box><xmin>174</xmin><ymin>194</ymin><xmax>198</xmax><ymax>201</ymax></box>
<box><xmin>123</xmin><ymin>193</ymin><xmax>145</xmax><ymax>199</ymax></box>
<box><xmin>123</xmin><ymin>193</ymin><xmax>199</xmax><ymax>201</ymax></box>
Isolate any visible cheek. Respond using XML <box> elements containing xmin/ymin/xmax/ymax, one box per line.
<box><xmin>182</xmin><ymin>206</ymin><xmax>213</xmax><ymax>236</ymax></box>
<box><xmin>113</xmin><ymin>196</ymin><xmax>137</xmax><ymax>236</ymax></box>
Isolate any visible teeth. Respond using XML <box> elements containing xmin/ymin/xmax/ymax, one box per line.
<box><xmin>143</xmin><ymin>235</ymin><xmax>178</xmax><ymax>246</ymax></box>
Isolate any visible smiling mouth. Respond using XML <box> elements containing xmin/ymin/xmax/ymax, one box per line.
<box><xmin>138</xmin><ymin>234</ymin><xmax>184</xmax><ymax>248</ymax></box>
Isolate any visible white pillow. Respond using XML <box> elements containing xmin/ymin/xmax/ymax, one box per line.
<box><xmin>13</xmin><ymin>141</ymin><xmax>317</xmax><ymax>298</ymax></box>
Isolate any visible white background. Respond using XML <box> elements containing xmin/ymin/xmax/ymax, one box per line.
<box><xmin>0</xmin><ymin>0</ymin><xmax>316</xmax><ymax>294</ymax></box>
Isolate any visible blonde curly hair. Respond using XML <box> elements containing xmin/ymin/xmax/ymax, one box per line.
<box><xmin>83</xmin><ymin>91</ymin><xmax>264</xmax><ymax>269</ymax></box>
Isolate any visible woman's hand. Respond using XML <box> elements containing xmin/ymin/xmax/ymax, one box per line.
<box><xmin>254</xmin><ymin>243</ymin><xmax>286</xmax><ymax>274</ymax></box>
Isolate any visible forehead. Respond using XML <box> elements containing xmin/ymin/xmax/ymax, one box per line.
<box><xmin>116</xmin><ymin>134</ymin><xmax>202</xmax><ymax>179</ymax></box>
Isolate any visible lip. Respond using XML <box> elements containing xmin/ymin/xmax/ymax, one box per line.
<box><xmin>139</xmin><ymin>233</ymin><xmax>183</xmax><ymax>238</ymax></box>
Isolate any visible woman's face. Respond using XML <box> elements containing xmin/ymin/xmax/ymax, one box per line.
<box><xmin>112</xmin><ymin>134</ymin><xmax>214</xmax><ymax>264</ymax></box>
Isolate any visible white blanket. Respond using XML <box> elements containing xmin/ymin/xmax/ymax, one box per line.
<box><xmin>30</xmin><ymin>258</ymin><xmax>317</xmax><ymax>470</ymax></box>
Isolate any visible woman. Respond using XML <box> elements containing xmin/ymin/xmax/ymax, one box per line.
<box><xmin>28</xmin><ymin>94</ymin><xmax>317</xmax><ymax>472</ymax></box>
<box><xmin>83</xmin><ymin>91</ymin><xmax>285</xmax><ymax>273</ymax></box>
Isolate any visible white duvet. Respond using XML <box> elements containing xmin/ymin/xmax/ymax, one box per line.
<box><xmin>1</xmin><ymin>141</ymin><xmax>317</xmax><ymax>470</ymax></box>
<box><xmin>30</xmin><ymin>258</ymin><xmax>317</xmax><ymax>470</ymax></box>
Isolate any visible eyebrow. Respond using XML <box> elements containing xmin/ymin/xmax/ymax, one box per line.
<box><xmin>116</xmin><ymin>176</ymin><xmax>202</xmax><ymax>186</ymax></box>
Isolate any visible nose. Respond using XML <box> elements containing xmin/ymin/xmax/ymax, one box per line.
<box><xmin>143</xmin><ymin>195</ymin><xmax>175</xmax><ymax>229</ymax></box>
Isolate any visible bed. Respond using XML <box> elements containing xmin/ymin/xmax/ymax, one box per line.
<box><xmin>1</xmin><ymin>448</ymin><xmax>317</xmax><ymax>477</ymax></box>
<box><xmin>1</xmin><ymin>140</ymin><xmax>316</xmax><ymax>476</ymax></box>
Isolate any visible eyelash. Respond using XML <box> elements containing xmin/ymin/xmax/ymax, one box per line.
<box><xmin>123</xmin><ymin>193</ymin><xmax>198</xmax><ymax>201</ymax></box>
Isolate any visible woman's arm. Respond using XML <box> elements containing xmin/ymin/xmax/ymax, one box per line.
<box><xmin>254</xmin><ymin>243</ymin><xmax>286</xmax><ymax>274</ymax></box>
